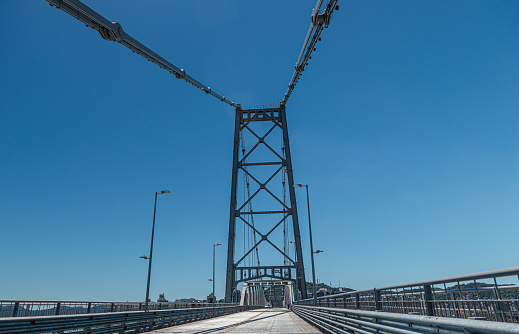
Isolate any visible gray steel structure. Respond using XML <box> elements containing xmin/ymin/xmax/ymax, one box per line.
<box><xmin>225</xmin><ymin>106</ymin><xmax>307</xmax><ymax>302</ymax></box>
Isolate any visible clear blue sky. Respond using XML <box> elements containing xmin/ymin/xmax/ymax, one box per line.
<box><xmin>1</xmin><ymin>1</ymin><xmax>518</xmax><ymax>302</ymax></box>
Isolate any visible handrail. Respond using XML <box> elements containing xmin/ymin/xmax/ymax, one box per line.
<box><xmin>312</xmin><ymin>266</ymin><xmax>519</xmax><ymax>298</ymax></box>
<box><xmin>294</xmin><ymin>267</ymin><xmax>519</xmax><ymax>323</ymax></box>
<box><xmin>291</xmin><ymin>305</ymin><xmax>519</xmax><ymax>334</ymax></box>
<box><xmin>0</xmin><ymin>299</ymin><xmax>237</xmax><ymax>318</ymax></box>
<box><xmin>0</xmin><ymin>305</ymin><xmax>256</xmax><ymax>334</ymax></box>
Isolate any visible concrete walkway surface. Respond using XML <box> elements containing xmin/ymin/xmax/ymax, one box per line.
<box><xmin>151</xmin><ymin>308</ymin><xmax>322</xmax><ymax>333</ymax></box>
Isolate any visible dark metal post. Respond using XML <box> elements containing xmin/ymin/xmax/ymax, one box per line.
<box><xmin>145</xmin><ymin>192</ymin><xmax>158</xmax><ymax>311</ymax></box>
<box><xmin>305</xmin><ymin>185</ymin><xmax>318</xmax><ymax>306</ymax></box>
<box><xmin>374</xmin><ymin>289</ymin><xmax>382</xmax><ymax>311</ymax></box>
<box><xmin>423</xmin><ymin>284</ymin><xmax>435</xmax><ymax>316</ymax></box>
<box><xmin>213</xmin><ymin>243</ymin><xmax>221</xmax><ymax>303</ymax></box>
<box><xmin>12</xmin><ymin>302</ymin><xmax>19</xmax><ymax>317</ymax></box>
<box><xmin>144</xmin><ymin>190</ymin><xmax>170</xmax><ymax>311</ymax></box>
<box><xmin>225</xmin><ymin>107</ymin><xmax>241</xmax><ymax>303</ymax></box>
<box><xmin>55</xmin><ymin>302</ymin><xmax>61</xmax><ymax>315</ymax></box>
<box><xmin>213</xmin><ymin>244</ymin><xmax>216</xmax><ymax>304</ymax></box>
<box><xmin>280</xmin><ymin>106</ymin><xmax>307</xmax><ymax>299</ymax></box>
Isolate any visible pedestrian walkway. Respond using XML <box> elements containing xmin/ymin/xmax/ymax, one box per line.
<box><xmin>151</xmin><ymin>308</ymin><xmax>321</xmax><ymax>333</ymax></box>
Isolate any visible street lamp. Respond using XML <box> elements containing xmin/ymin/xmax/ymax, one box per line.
<box><xmin>293</xmin><ymin>183</ymin><xmax>318</xmax><ymax>306</ymax></box>
<box><xmin>212</xmin><ymin>243</ymin><xmax>221</xmax><ymax>304</ymax></box>
<box><xmin>142</xmin><ymin>190</ymin><xmax>170</xmax><ymax>311</ymax></box>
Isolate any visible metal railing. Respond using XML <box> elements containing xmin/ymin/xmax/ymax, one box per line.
<box><xmin>291</xmin><ymin>305</ymin><xmax>519</xmax><ymax>334</ymax></box>
<box><xmin>0</xmin><ymin>300</ymin><xmax>235</xmax><ymax>318</ymax></box>
<box><xmin>295</xmin><ymin>267</ymin><xmax>519</xmax><ymax>322</ymax></box>
<box><xmin>0</xmin><ymin>305</ymin><xmax>256</xmax><ymax>334</ymax></box>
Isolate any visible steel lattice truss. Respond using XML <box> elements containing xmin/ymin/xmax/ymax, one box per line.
<box><xmin>225</xmin><ymin>106</ymin><xmax>307</xmax><ymax>301</ymax></box>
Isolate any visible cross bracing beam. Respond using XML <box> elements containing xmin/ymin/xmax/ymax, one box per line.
<box><xmin>45</xmin><ymin>0</ymin><xmax>236</xmax><ymax>107</ymax></box>
<box><xmin>282</xmin><ymin>0</ymin><xmax>340</xmax><ymax>106</ymax></box>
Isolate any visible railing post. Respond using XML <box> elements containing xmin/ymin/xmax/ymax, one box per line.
<box><xmin>493</xmin><ymin>283</ymin><xmax>505</xmax><ymax>321</ymax></box>
<box><xmin>12</xmin><ymin>302</ymin><xmax>19</xmax><ymax>317</ymax></box>
<box><xmin>55</xmin><ymin>302</ymin><xmax>61</xmax><ymax>315</ymax></box>
<box><xmin>87</xmin><ymin>302</ymin><xmax>91</xmax><ymax>314</ymax></box>
<box><xmin>374</xmin><ymin>289</ymin><xmax>382</xmax><ymax>311</ymax></box>
<box><xmin>423</xmin><ymin>285</ymin><xmax>435</xmax><ymax>316</ymax></box>
<box><xmin>355</xmin><ymin>293</ymin><xmax>360</xmax><ymax>310</ymax></box>
<box><xmin>110</xmin><ymin>303</ymin><xmax>115</xmax><ymax>313</ymax></box>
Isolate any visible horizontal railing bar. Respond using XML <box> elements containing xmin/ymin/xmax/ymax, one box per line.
<box><xmin>292</xmin><ymin>305</ymin><xmax>519</xmax><ymax>334</ymax></box>
<box><xmin>312</xmin><ymin>266</ymin><xmax>519</xmax><ymax>299</ymax></box>
<box><xmin>0</xmin><ymin>299</ymin><xmax>234</xmax><ymax>304</ymax></box>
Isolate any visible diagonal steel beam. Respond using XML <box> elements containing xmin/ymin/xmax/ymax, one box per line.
<box><xmin>238</xmin><ymin>216</ymin><xmax>263</xmax><ymax>239</ymax></box>
<box><xmin>264</xmin><ymin>214</ymin><xmax>290</xmax><ymax>238</ymax></box>
<box><xmin>238</xmin><ymin>214</ymin><xmax>294</xmax><ymax>265</ymax></box>
<box><xmin>237</xmin><ymin>188</ymin><xmax>261</xmax><ymax>212</ymax></box>
<box><xmin>240</xmin><ymin>141</ymin><xmax>261</xmax><ymax>163</ymax></box>
<box><xmin>265</xmin><ymin>239</ymin><xmax>295</xmax><ymax>264</ymax></box>
<box><xmin>239</xmin><ymin>167</ymin><xmax>263</xmax><ymax>188</ymax></box>
<box><xmin>235</xmin><ymin>238</ymin><xmax>264</xmax><ymax>266</ymax></box>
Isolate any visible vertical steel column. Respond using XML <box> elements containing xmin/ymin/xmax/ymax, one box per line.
<box><xmin>374</xmin><ymin>289</ymin><xmax>382</xmax><ymax>311</ymax></box>
<box><xmin>280</xmin><ymin>106</ymin><xmax>308</xmax><ymax>299</ymax></box>
<box><xmin>225</xmin><ymin>107</ymin><xmax>241</xmax><ymax>302</ymax></box>
<box><xmin>423</xmin><ymin>285</ymin><xmax>435</xmax><ymax>316</ymax></box>
<box><xmin>12</xmin><ymin>302</ymin><xmax>19</xmax><ymax>317</ymax></box>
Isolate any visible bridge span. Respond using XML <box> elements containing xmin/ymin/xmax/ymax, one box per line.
<box><xmin>147</xmin><ymin>308</ymin><xmax>320</xmax><ymax>334</ymax></box>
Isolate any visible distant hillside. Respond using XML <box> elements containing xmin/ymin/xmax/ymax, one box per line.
<box><xmin>305</xmin><ymin>282</ymin><xmax>355</xmax><ymax>294</ymax></box>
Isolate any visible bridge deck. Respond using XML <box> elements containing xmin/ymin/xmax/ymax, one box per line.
<box><xmin>150</xmin><ymin>308</ymin><xmax>321</xmax><ymax>333</ymax></box>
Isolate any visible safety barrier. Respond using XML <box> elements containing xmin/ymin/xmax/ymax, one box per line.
<box><xmin>291</xmin><ymin>305</ymin><xmax>519</xmax><ymax>334</ymax></box>
<box><xmin>0</xmin><ymin>305</ymin><xmax>255</xmax><ymax>334</ymax></box>
<box><xmin>0</xmin><ymin>299</ymin><xmax>235</xmax><ymax>317</ymax></box>
<box><xmin>295</xmin><ymin>267</ymin><xmax>519</xmax><ymax>322</ymax></box>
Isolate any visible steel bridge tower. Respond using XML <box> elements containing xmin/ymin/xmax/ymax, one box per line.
<box><xmin>225</xmin><ymin>105</ymin><xmax>307</xmax><ymax>302</ymax></box>
<box><xmin>42</xmin><ymin>0</ymin><xmax>338</xmax><ymax>306</ymax></box>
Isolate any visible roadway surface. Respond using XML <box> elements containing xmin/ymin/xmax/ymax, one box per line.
<box><xmin>150</xmin><ymin>308</ymin><xmax>322</xmax><ymax>333</ymax></box>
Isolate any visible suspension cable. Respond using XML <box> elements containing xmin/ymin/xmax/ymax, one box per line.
<box><xmin>281</xmin><ymin>0</ymin><xmax>339</xmax><ymax>106</ymax></box>
<box><xmin>45</xmin><ymin>0</ymin><xmax>237</xmax><ymax>107</ymax></box>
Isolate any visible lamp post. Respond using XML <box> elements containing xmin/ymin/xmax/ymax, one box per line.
<box><xmin>294</xmin><ymin>183</ymin><xmax>318</xmax><ymax>306</ymax></box>
<box><xmin>213</xmin><ymin>243</ymin><xmax>221</xmax><ymax>303</ymax></box>
<box><xmin>313</xmin><ymin>250</ymin><xmax>323</xmax><ymax>301</ymax></box>
<box><xmin>141</xmin><ymin>190</ymin><xmax>170</xmax><ymax>311</ymax></box>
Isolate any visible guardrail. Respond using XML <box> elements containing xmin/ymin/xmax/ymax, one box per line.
<box><xmin>291</xmin><ymin>305</ymin><xmax>519</xmax><ymax>334</ymax></box>
<box><xmin>295</xmin><ymin>267</ymin><xmax>519</xmax><ymax>322</ymax></box>
<box><xmin>0</xmin><ymin>300</ymin><xmax>235</xmax><ymax>318</ymax></box>
<box><xmin>0</xmin><ymin>305</ymin><xmax>256</xmax><ymax>334</ymax></box>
